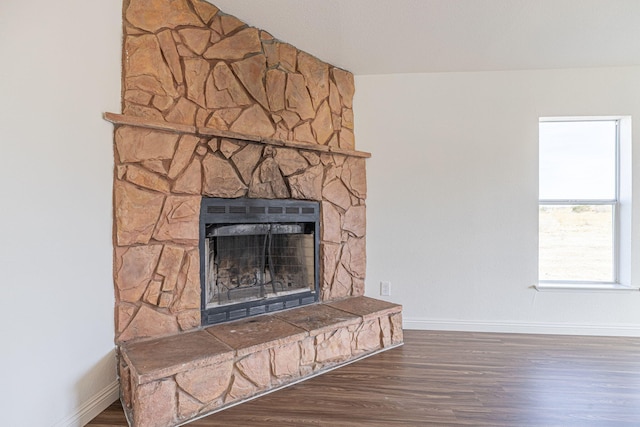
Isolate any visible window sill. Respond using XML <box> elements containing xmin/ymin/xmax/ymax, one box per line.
<box><xmin>535</xmin><ymin>283</ymin><xmax>640</xmax><ymax>292</ymax></box>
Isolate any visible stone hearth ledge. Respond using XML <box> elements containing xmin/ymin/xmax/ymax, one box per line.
<box><xmin>104</xmin><ymin>112</ymin><xmax>371</xmax><ymax>159</ymax></box>
<box><xmin>118</xmin><ymin>296</ymin><xmax>403</xmax><ymax>427</ymax></box>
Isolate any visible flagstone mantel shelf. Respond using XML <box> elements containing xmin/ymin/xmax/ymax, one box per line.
<box><xmin>104</xmin><ymin>113</ymin><xmax>371</xmax><ymax>159</ymax></box>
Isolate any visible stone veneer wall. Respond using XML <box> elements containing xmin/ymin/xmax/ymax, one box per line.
<box><xmin>114</xmin><ymin>0</ymin><xmax>367</xmax><ymax>344</ymax></box>
<box><xmin>122</xmin><ymin>0</ymin><xmax>355</xmax><ymax>148</ymax></box>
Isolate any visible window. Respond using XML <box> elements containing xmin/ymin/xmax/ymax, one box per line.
<box><xmin>538</xmin><ymin>119</ymin><xmax>620</xmax><ymax>285</ymax></box>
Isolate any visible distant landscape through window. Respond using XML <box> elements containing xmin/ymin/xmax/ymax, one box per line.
<box><xmin>538</xmin><ymin>120</ymin><xmax>618</xmax><ymax>283</ymax></box>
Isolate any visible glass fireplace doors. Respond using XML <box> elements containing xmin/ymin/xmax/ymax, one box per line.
<box><xmin>199</xmin><ymin>198</ymin><xmax>320</xmax><ymax>325</ymax></box>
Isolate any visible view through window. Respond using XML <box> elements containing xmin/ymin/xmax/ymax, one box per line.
<box><xmin>538</xmin><ymin>119</ymin><xmax>618</xmax><ymax>283</ymax></box>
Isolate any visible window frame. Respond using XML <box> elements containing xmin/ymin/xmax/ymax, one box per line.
<box><xmin>538</xmin><ymin>117</ymin><xmax>621</xmax><ymax>287</ymax></box>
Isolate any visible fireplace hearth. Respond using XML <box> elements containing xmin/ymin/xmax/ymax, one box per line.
<box><xmin>200</xmin><ymin>198</ymin><xmax>320</xmax><ymax>325</ymax></box>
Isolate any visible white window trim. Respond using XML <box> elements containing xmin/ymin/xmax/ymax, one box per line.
<box><xmin>534</xmin><ymin>283</ymin><xmax>640</xmax><ymax>292</ymax></box>
<box><xmin>536</xmin><ymin>116</ymin><xmax>633</xmax><ymax>291</ymax></box>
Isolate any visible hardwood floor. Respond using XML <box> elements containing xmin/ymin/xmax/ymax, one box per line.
<box><xmin>88</xmin><ymin>330</ymin><xmax>640</xmax><ymax>426</ymax></box>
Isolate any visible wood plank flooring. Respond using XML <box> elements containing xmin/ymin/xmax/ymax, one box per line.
<box><xmin>87</xmin><ymin>330</ymin><xmax>640</xmax><ymax>426</ymax></box>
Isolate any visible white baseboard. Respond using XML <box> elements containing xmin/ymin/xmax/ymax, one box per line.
<box><xmin>53</xmin><ymin>380</ymin><xmax>119</xmax><ymax>427</ymax></box>
<box><xmin>403</xmin><ymin>318</ymin><xmax>640</xmax><ymax>337</ymax></box>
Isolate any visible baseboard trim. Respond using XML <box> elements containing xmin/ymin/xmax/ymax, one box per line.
<box><xmin>404</xmin><ymin>318</ymin><xmax>640</xmax><ymax>337</ymax></box>
<box><xmin>52</xmin><ymin>380</ymin><xmax>119</xmax><ymax>427</ymax></box>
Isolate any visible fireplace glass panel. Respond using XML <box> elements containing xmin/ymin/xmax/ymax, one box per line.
<box><xmin>205</xmin><ymin>223</ymin><xmax>315</xmax><ymax>308</ymax></box>
<box><xmin>200</xmin><ymin>198</ymin><xmax>320</xmax><ymax>325</ymax></box>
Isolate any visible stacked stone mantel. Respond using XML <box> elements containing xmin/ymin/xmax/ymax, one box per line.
<box><xmin>104</xmin><ymin>112</ymin><xmax>371</xmax><ymax>159</ymax></box>
<box><xmin>108</xmin><ymin>1</ymin><xmax>404</xmax><ymax>426</ymax></box>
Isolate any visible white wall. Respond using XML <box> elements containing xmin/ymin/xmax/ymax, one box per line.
<box><xmin>0</xmin><ymin>1</ymin><xmax>122</xmax><ymax>425</ymax></box>
<box><xmin>355</xmin><ymin>67</ymin><xmax>640</xmax><ymax>336</ymax></box>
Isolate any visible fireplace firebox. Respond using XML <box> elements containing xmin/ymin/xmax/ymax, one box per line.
<box><xmin>199</xmin><ymin>198</ymin><xmax>320</xmax><ymax>326</ymax></box>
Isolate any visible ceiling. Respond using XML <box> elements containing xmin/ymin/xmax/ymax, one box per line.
<box><xmin>211</xmin><ymin>0</ymin><xmax>640</xmax><ymax>75</ymax></box>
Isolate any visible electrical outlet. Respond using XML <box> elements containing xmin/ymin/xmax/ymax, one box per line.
<box><xmin>380</xmin><ymin>281</ymin><xmax>391</xmax><ymax>296</ymax></box>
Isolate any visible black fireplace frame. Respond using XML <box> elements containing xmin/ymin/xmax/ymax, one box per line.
<box><xmin>199</xmin><ymin>197</ymin><xmax>320</xmax><ymax>325</ymax></box>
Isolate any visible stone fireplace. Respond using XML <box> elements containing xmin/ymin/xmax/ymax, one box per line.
<box><xmin>106</xmin><ymin>1</ymin><xmax>403</xmax><ymax>426</ymax></box>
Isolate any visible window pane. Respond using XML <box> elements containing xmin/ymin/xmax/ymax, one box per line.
<box><xmin>539</xmin><ymin>121</ymin><xmax>616</xmax><ymax>200</ymax></box>
<box><xmin>539</xmin><ymin>205</ymin><xmax>614</xmax><ymax>282</ymax></box>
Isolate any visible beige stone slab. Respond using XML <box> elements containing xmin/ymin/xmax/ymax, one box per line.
<box><xmin>206</xmin><ymin>315</ymin><xmax>307</xmax><ymax>357</ymax></box>
<box><xmin>327</xmin><ymin>296</ymin><xmax>402</xmax><ymax>321</ymax></box>
<box><xmin>275</xmin><ymin>303</ymin><xmax>360</xmax><ymax>335</ymax></box>
<box><xmin>103</xmin><ymin>112</ymin><xmax>196</xmax><ymax>134</ymax></box>
<box><xmin>197</xmin><ymin>125</ymin><xmax>261</xmax><ymax>142</ymax></box>
<box><xmin>328</xmin><ymin>146</ymin><xmax>372</xmax><ymax>159</ymax></box>
<box><xmin>267</xmin><ymin>137</ymin><xmax>330</xmax><ymax>153</ymax></box>
<box><xmin>121</xmin><ymin>330</ymin><xmax>234</xmax><ymax>385</ymax></box>
<box><xmin>259</xmin><ymin>137</ymin><xmax>286</xmax><ymax>147</ymax></box>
